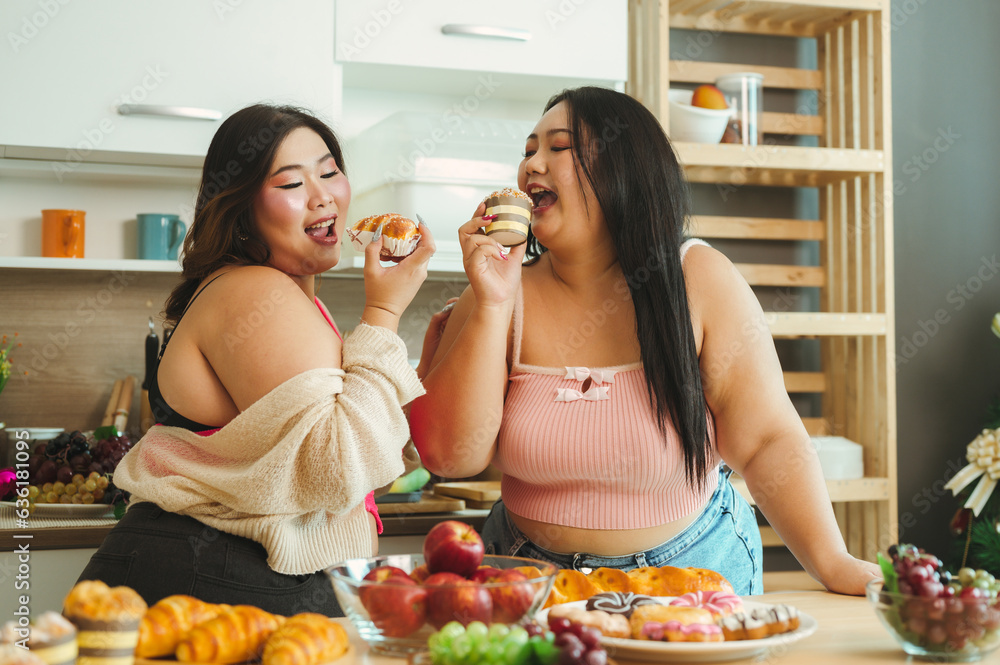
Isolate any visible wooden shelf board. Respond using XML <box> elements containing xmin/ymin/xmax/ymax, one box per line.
<box><xmin>736</xmin><ymin>263</ymin><xmax>825</xmax><ymax>287</ymax></box>
<box><xmin>675</xmin><ymin>143</ymin><xmax>885</xmax><ymax>186</ymax></box>
<box><xmin>669</xmin><ymin>60</ymin><xmax>822</xmax><ymax>90</ymax></box>
<box><xmin>690</xmin><ymin>215</ymin><xmax>825</xmax><ymax>240</ymax></box>
<box><xmin>765</xmin><ymin>312</ymin><xmax>888</xmax><ymax>336</ymax></box>
<box><xmin>759</xmin><ymin>525</ymin><xmax>784</xmax><ymax>547</ymax></box>
<box><xmin>730</xmin><ymin>476</ymin><xmax>890</xmax><ymax>506</ymax></box>
<box><xmin>669</xmin><ymin>0</ymin><xmax>882</xmax><ymax>37</ymax></box>
<box><xmin>784</xmin><ymin>371</ymin><xmax>826</xmax><ymax>393</ymax></box>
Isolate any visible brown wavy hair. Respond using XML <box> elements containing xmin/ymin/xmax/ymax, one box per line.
<box><xmin>163</xmin><ymin>104</ymin><xmax>346</xmax><ymax>327</ymax></box>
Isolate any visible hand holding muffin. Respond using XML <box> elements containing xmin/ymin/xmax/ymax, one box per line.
<box><xmin>357</xmin><ymin>216</ymin><xmax>436</xmax><ymax>332</ymax></box>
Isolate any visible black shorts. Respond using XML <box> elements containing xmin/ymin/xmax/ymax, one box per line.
<box><xmin>77</xmin><ymin>502</ymin><xmax>343</xmax><ymax>616</ymax></box>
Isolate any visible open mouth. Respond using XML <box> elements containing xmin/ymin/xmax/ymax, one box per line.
<box><xmin>305</xmin><ymin>217</ymin><xmax>337</xmax><ymax>240</ymax></box>
<box><xmin>528</xmin><ymin>186</ymin><xmax>557</xmax><ymax>211</ymax></box>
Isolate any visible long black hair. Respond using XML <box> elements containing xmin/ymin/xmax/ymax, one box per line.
<box><xmin>164</xmin><ymin>104</ymin><xmax>346</xmax><ymax>327</ymax></box>
<box><xmin>525</xmin><ymin>87</ymin><xmax>710</xmax><ymax>489</ymax></box>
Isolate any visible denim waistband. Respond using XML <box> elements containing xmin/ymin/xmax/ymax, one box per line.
<box><xmin>500</xmin><ymin>467</ymin><xmax>733</xmax><ymax>570</ymax></box>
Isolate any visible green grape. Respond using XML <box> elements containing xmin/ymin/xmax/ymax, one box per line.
<box><xmin>452</xmin><ymin>634</ymin><xmax>473</xmax><ymax>662</ymax></box>
<box><xmin>428</xmin><ymin>633</ymin><xmax>443</xmax><ymax>653</ymax></box>
<box><xmin>502</xmin><ymin>640</ymin><xmax>530</xmax><ymax>665</ymax></box>
<box><xmin>441</xmin><ymin>621</ymin><xmax>466</xmax><ymax>643</ymax></box>
<box><xmin>529</xmin><ymin>638</ymin><xmax>561</xmax><ymax>665</ymax></box>
<box><xmin>505</xmin><ymin>626</ymin><xmax>530</xmax><ymax>647</ymax></box>
<box><xmin>466</xmin><ymin>621</ymin><xmax>489</xmax><ymax>644</ymax></box>
<box><xmin>488</xmin><ymin>623</ymin><xmax>510</xmax><ymax>641</ymax></box>
<box><xmin>484</xmin><ymin>642</ymin><xmax>507</xmax><ymax>665</ymax></box>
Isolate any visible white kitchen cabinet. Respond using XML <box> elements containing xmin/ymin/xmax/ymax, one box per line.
<box><xmin>0</xmin><ymin>1</ymin><xmax>338</xmax><ymax>163</ymax></box>
<box><xmin>335</xmin><ymin>0</ymin><xmax>626</xmax><ymax>87</ymax></box>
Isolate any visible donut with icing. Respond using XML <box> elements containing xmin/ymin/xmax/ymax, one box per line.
<box><xmin>584</xmin><ymin>592</ymin><xmax>659</xmax><ymax>618</ymax></box>
<box><xmin>629</xmin><ymin>605</ymin><xmax>718</xmax><ymax>642</ymax></box>
<box><xmin>750</xmin><ymin>604</ymin><xmax>800</xmax><ymax>635</ymax></box>
<box><xmin>669</xmin><ymin>590</ymin><xmax>744</xmax><ymax>618</ymax></box>
<box><xmin>720</xmin><ymin>612</ymin><xmax>769</xmax><ymax>641</ymax></box>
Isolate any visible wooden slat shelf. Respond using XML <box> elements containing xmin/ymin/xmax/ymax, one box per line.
<box><xmin>784</xmin><ymin>371</ymin><xmax>826</xmax><ymax>393</ymax></box>
<box><xmin>674</xmin><ymin>143</ymin><xmax>885</xmax><ymax>186</ymax></box>
<box><xmin>736</xmin><ymin>263</ymin><xmax>825</xmax><ymax>287</ymax></box>
<box><xmin>630</xmin><ymin>0</ymin><xmax>896</xmax><ymax>564</ymax></box>
<box><xmin>690</xmin><ymin>215</ymin><xmax>825</xmax><ymax>240</ymax></box>
<box><xmin>669</xmin><ymin>61</ymin><xmax>823</xmax><ymax>90</ymax></box>
<box><xmin>764</xmin><ymin>312</ymin><xmax>887</xmax><ymax>336</ymax></box>
<box><xmin>669</xmin><ymin>0</ymin><xmax>883</xmax><ymax>37</ymax></box>
<box><xmin>730</xmin><ymin>476</ymin><xmax>891</xmax><ymax>506</ymax></box>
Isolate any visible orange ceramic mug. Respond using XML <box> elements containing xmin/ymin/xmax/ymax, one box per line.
<box><xmin>42</xmin><ymin>209</ymin><xmax>85</xmax><ymax>258</ymax></box>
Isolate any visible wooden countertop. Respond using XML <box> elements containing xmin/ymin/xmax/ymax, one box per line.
<box><xmin>339</xmin><ymin>590</ymin><xmax>908</xmax><ymax>664</ymax></box>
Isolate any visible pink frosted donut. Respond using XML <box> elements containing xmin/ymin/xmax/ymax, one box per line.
<box><xmin>669</xmin><ymin>590</ymin><xmax>744</xmax><ymax>618</ymax></box>
<box><xmin>644</xmin><ymin>620</ymin><xmax>723</xmax><ymax>643</ymax></box>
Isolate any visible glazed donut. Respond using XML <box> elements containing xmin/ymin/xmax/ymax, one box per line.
<box><xmin>669</xmin><ymin>590</ymin><xmax>744</xmax><ymax>618</ymax></box>
<box><xmin>585</xmin><ymin>592</ymin><xmax>658</xmax><ymax>618</ymax></box>
<box><xmin>547</xmin><ymin>605</ymin><xmax>630</xmax><ymax>639</ymax></box>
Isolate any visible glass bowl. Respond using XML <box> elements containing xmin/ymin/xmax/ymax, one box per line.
<box><xmin>326</xmin><ymin>554</ymin><xmax>557</xmax><ymax>656</ymax></box>
<box><xmin>867</xmin><ymin>578</ymin><xmax>1000</xmax><ymax>661</ymax></box>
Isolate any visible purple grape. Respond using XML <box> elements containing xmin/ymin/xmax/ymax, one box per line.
<box><xmin>582</xmin><ymin>650</ymin><xmax>607</xmax><ymax>665</ymax></box>
<box><xmin>576</xmin><ymin>627</ymin><xmax>601</xmax><ymax>650</ymax></box>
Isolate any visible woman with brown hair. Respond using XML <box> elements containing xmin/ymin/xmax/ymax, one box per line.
<box><xmin>78</xmin><ymin>104</ymin><xmax>434</xmax><ymax>616</ymax></box>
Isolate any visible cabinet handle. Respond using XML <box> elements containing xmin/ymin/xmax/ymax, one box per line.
<box><xmin>440</xmin><ymin>24</ymin><xmax>531</xmax><ymax>42</ymax></box>
<box><xmin>117</xmin><ymin>104</ymin><xmax>222</xmax><ymax>121</ymax></box>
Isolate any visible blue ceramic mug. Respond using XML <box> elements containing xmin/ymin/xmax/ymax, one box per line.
<box><xmin>137</xmin><ymin>213</ymin><xmax>186</xmax><ymax>260</ymax></box>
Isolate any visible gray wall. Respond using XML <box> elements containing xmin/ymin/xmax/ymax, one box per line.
<box><xmin>891</xmin><ymin>0</ymin><xmax>1000</xmax><ymax>552</ymax></box>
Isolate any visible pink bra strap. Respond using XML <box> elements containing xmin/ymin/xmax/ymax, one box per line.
<box><xmin>511</xmin><ymin>284</ymin><xmax>525</xmax><ymax>369</ymax></box>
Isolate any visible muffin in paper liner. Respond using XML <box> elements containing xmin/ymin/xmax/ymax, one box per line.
<box><xmin>348</xmin><ymin>212</ymin><xmax>421</xmax><ymax>262</ymax></box>
<box><xmin>62</xmin><ymin>581</ymin><xmax>146</xmax><ymax>665</ymax></box>
<box><xmin>483</xmin><ymin>187</ymin><xmax>532</xmax><ymax>247</ymax></box>
<box><xmin>1</xmin><ymin>613</ymin><xmax>77</xmax><ymax>665</ymax></box>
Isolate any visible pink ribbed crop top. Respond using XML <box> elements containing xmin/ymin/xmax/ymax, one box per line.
<box><xmin>493</xmin><ymin>239</ymin><xmax>719</xmax><ymax>530</ymax></box>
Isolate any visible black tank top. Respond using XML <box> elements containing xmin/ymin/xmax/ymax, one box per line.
<box><xmin>147</xmin><ymin>274</ymin><xmax>228</xmax><ymax>432</ymax></box>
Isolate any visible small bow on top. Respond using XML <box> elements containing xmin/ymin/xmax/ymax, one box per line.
<box><xmin>555</xmin><ymin>385</ymin><xmax>610</xmax><ymax>402</ymax></box>
<box><xmin>564</xmin><ymin>367</ymin><xmax>617</xmax><ymax>384</ymax></box>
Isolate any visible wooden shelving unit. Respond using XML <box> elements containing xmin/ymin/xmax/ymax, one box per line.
<box><xmin>628</xmin><ymin>0</ymin><xmax>896</xmax><ymax>562</ymax></box>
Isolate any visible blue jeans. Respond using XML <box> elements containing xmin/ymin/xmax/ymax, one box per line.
<box><xmin>481</xmin><ymin>468</ymin><xmax>763</xmax><ymax>595</ymax></box>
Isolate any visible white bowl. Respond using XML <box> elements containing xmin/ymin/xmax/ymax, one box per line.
<box><xmin>668</xmin><ymin>89</ymin><xmax>732</xmax><ymax>144</ymax></box>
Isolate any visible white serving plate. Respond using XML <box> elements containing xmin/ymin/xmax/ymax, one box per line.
<box><xmin>537</xmin><ymin>597</ymin><xmax>818</xmax><ymax>663</ymax></box>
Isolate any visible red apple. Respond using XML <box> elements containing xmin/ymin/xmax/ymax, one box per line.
<box><xmin>477</xmin><ymin>568</ymin><xmax>536</xmax><ymax>623</ymax></box>
<box><xmin>470</xmin><ymin>566</ymin><xmax>501</xmax><ymax>584</ymax></box>
<box><xmin>424</xmin><ymin>572</ymin><xmax>492</xmax><ymax>629</ymax></box>
<box><xmin>410</xmin><ymin>564</ymin><xmax>432</xmax><ymax>584</ymax></box>
<box><xmin>423</xmin><ymin>520</ymin><xmax>485</xmax><ymax>577</ymax></box>
<box><xmin>360</xmin><ymin>567</ymin><xmax>427</xmax><ymax>638</ymax></box>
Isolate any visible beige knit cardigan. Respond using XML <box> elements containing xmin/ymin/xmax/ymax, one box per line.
<box><xmin>113</xmin><ymin>323</ymin><xmax>424</xmax><ymax>575</ymax></box>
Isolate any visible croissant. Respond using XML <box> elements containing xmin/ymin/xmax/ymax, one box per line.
<box><xmin>136</xmin><ymin>595</ymin><xmax>229</xmax><ymax>658</ymax></box>
<box><xmin>175</xmin><ymin>605</ymin><xmax>282</xmax><ymax>664</ymax></box>
<box><xmin>262</xmin><ymin>614</ymin><xmax>348</xmax><ymax>665</ymax></box>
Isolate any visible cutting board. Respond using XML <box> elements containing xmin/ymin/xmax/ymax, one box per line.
<box><xmin>375</xmin><ymin>491</ymin><xmax>465</xmax><ymax>515</ymax></box>
<box><xmin>432</xmin><ymin>481</ymin><xmax>501</xmax><ymax>503</ymax></box>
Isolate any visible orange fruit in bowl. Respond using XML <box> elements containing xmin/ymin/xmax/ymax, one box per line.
<box><xmin>690</xmin><ymin>84</ymin><xmax>728</xmax><ymax>110</ymax></box>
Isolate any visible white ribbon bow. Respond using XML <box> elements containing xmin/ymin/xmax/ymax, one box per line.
<box><xmin>555</xmin><ymin>386</ymin><xmax>610</xmax><ymax>402</ymax></box>
<box><xmin>564</xmin><ymin>367</ymin><xmax>617</xmax><ymax>385</ymax></box>
<box><xmin>944</xmin><ymin>428</ymin><xmax>1000</xmax><ymax>516</ymax></box>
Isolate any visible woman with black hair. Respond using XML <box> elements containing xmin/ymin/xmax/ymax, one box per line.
<box><xmin>410</xmin><ymin>86</ymin><xmax>879</xmax><ymax>596</ymax></box>
<box><xmin>78</xmin><ymin>104</ymin><xmax>434</xmax><ymax>615</ymax></box>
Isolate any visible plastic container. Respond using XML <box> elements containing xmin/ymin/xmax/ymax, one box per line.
<box><xmin>715</xmin><ymin>72</ymin><xmax>764</xmax><ymax>146</ymax></box>
<box><xmin>341</xmin><ymin>113</ymin><xmax>534</xmax><ymax>272</ymax></box>
<box><xmin>810</xmin><ymin>435</ymin><xmax>864</xmax><ymax>480</ymax></box>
